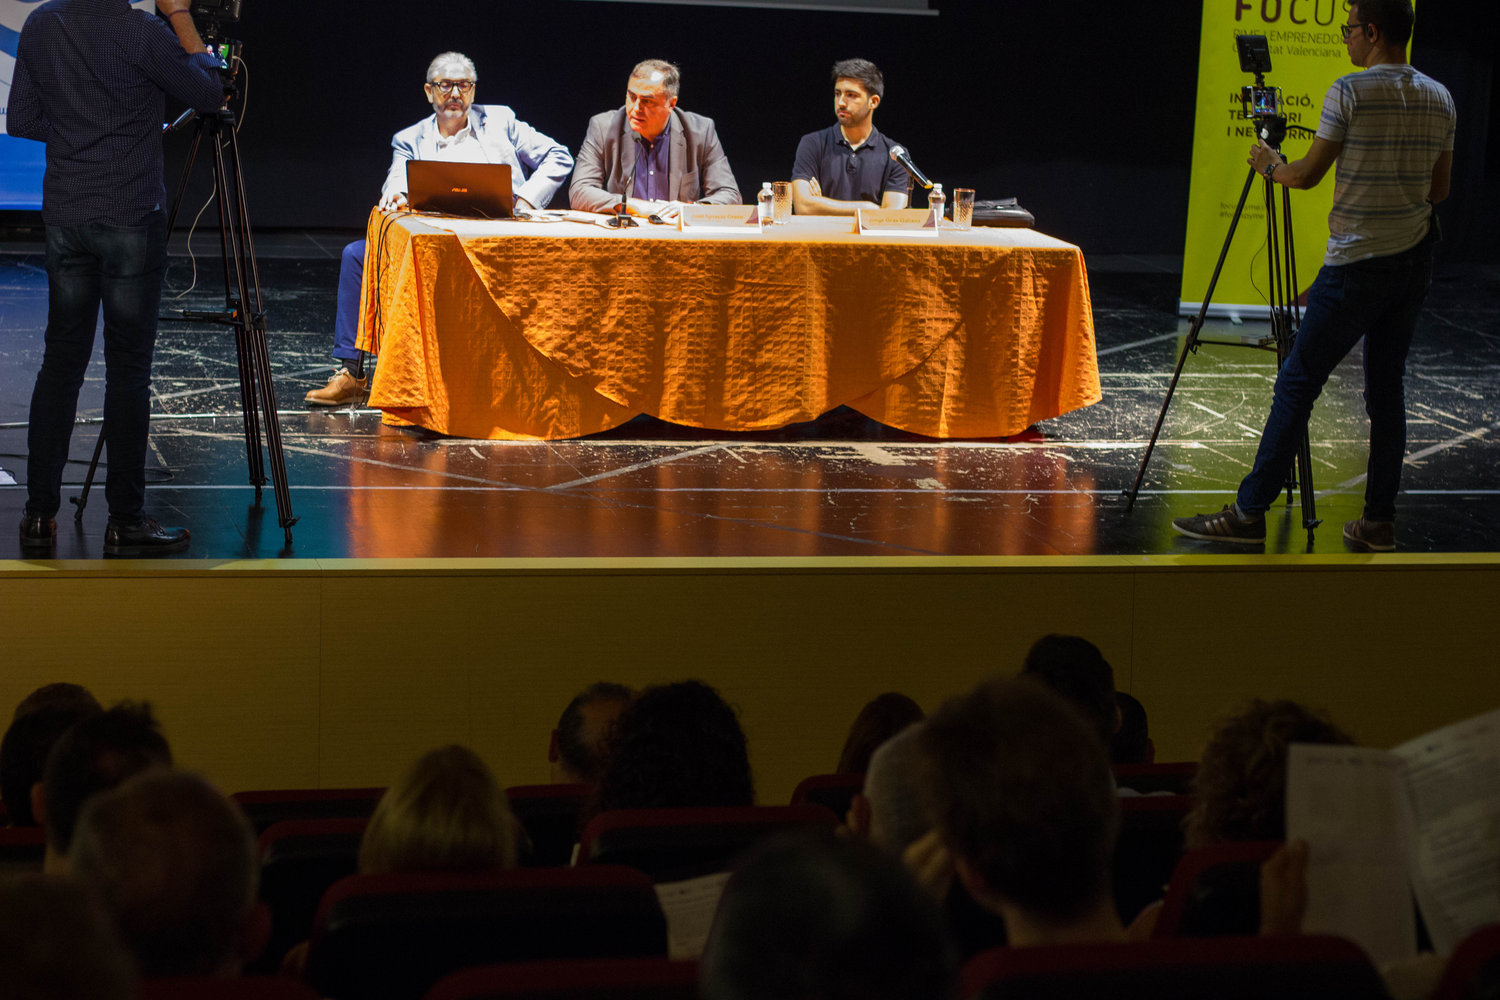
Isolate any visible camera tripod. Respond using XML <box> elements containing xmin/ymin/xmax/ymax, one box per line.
<box><xmin>72</xmin><ymin>103</ymin><xmax>297</xmax><ymax>546</ymax></box>
<box><xmin>1123</xmin><ymin>115</ymin><xmax>1321</xmax><ymax>543</ymax></box>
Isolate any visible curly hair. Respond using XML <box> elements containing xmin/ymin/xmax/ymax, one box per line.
<box><xmin>592</xmin><ymin>680</ymin><xmax>753</xmax><ymax>815</ymax></box>
<box><xmin>1184</xmin><ymin>699</ymin><xmax>1355</xmax><ymax>849</ymax></box>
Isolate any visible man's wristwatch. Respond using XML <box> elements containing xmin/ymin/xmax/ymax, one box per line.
<box><xmin>1263</xmin><ymin>161</ymin><xmax>1279</xmax><ymax>180</ymax></box>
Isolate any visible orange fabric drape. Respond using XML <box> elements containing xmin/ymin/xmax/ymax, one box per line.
<box><xmin>357</xmin><ymin>211</ymin><xmax>1100</xmax><ymax>440</ymax></box>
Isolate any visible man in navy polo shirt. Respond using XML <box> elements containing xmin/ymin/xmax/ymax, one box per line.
<box><xmin>791</xmin><ymin>59</ymin><xmax>910</xmax><ymax>216</ymax></box>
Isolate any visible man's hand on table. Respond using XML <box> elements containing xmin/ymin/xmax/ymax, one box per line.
<box><xmin>379</xmin><ymin>191</ymin><xmax>409</xmax><ymax>211</ymax></box>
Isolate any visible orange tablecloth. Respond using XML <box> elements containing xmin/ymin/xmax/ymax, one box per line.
<box><xmin>357</xmin><ymin>210</ymin><xmax>1100</xmax><ymax>440</ymax></box>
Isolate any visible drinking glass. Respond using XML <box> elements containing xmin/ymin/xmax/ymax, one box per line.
<box><xmin>953</xmin><ymin>188</ymin><xmax>976</xmax><ymax>230</ymax></box>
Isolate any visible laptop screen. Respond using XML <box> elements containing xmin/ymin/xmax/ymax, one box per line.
<box><xmin>405</xmin><ymin>161</ymin><xmax>515</xmax><ymax>219</ymax></box>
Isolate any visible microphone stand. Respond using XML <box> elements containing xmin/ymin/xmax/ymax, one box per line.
<box><xmin>610</xmin><ymin>133</ymin><xmax>645</xmax><ymax>229</ymax></box>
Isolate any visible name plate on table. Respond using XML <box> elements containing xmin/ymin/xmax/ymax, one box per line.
<box><xmin>679</xmin><ymin>204</ymin><xmax>764</xmax><ymax>234</ymax></box>
<box><xmin>857</xmin><ymin>208</ymin><xmax>939</xmax><ymax>237</ymax></box>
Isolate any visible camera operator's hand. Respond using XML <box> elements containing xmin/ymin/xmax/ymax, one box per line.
<box><xmin>156</xmin><ymin>0</ymin><xmax>192</xmax><ymax>15</ymax></box>
<box><xmin>1248</xmin><ymin>139</ymin><xmax>1285</xmax><ymax>180</ymax></box>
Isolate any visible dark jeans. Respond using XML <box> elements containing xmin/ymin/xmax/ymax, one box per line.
<box><xmin>26</xmin><ymin>213</ymin><xmax>168</xmax><ymax>520</ymax></box>
<box><xmin>1236</xmin><ymin>231</ymin><xmax>1434</xmax><ymax>522</ymax></box>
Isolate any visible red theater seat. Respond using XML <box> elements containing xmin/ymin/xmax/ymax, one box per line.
<box><xmin>789</xmin><ymin>773</ymin><xmax>865</xmax><ymax>820</ymax></box>
<box><xmin>960</xmin><ymin>934</ymin><xmax>1388</xmax><ymax>1000</ymax></box>
<box><xmin>577</xmin><ymin>804</ymin><xmax>839</xmax><ymax>882</ymax></box>
<box><xmin>1433</xmin><ymin>923</ymin><xmax>1500</xmax><ymax>1000</ymax></box>
<box><xmin>231</xmin><ymin>787</ymin><xmax>385</xmax><ymax>835</ymax></box>
<box><xmin>504</xmin><ymin>783</ymin><xmax>587</xmax><ymax>868</ymax></box>
<box><xmin>1111</xmin><ymin>794</ymin><xmax>1194</xmax><ymax>925</ymax></box>
<box><xmin>1151</xmin><ymin>840</ymin><xmax>1282</xmax><ymax>939</ymax></box>
<box><xmin>1112</xmin><ymin>761</ymin><xmax>1198</xmax><ymax>795</ymax></box>
<box><xmin>424</xmin><ymin>957</ymin><xmax>698</xmax><ymax>1000</ymax></box>
<box><xmin>248</xmin><ymin>817</ymin><xmax>368</xmax><ymax>974</ymax></box>
<box><xmin>303</xmin><ymin>867</ymin><xmax>667</xmax><ymax>1000</ymax></box>
<box><xmin>139</xmin><ymin>977</ymin><xmax>320</xmax><ymax>1000</ymax></box>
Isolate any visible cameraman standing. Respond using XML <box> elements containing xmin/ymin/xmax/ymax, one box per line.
<box><xmin>11</xmin><ymin>0</ymin><xmax>225</xmax><ymax>557</ymax></box>
<box><xmin>1174</xmin><ymin>0</ymin><xmax>1455</xmax><ymax>552</ymax></box>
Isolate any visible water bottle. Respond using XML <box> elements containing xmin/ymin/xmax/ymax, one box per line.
<box><xmin>929</xmin><ymin>183</ymin><xmax>945</xmax><ymax>227</ymax></box>
<box><xmin>758</xmin><ymin>183</ymin><xmax>774</xmax><ymax>224</ymax></box>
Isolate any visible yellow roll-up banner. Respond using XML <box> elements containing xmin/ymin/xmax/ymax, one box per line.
<box><xmin>1180</xmin><ymin>2</ymin><xmax>1402</xmax><ymax>317</ymax></box>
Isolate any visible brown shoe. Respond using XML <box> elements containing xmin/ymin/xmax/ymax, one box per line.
<box><xmin>305</xmin><ymin>368</ymin><xmax>368</xmax><ymax>407</ymax></box>
<box><xmin>1343</xmin><ymin>518</ymin><xmax>1395</xmax><ymax>552</ymax></box>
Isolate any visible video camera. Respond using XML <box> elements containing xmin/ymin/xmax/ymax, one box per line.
<box><xmin>1234</xmin><ymin>34</ymin><xmax>1286</xmax><ymax>146</ymax></box>
<box><xmin>188</xmin><ymin>0</ymin><xmax>242</xmax><ymax>68</ymax></box>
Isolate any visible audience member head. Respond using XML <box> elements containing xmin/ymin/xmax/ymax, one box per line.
<box><xmin>1111</xmin><ymin>691</ymin><xmax>1155</xmax><ymax>765</ymax></box>
<box><xmin>0</xmin><ymin>875</ymin><xmax>136</xmax><ymax>1000</ymax></box>
<box><xmin>1020</xmin><ymin>633</ymin><xmax>1119</xmax><ymax>748</ymax></box>
<box><xmin>849</xmin><ymin>721</ymin><xmax>932</xmax><ymax>856</ymax></box>
<box><xmin>68</xmin><ymin>770</ymin><xmax>266</xmax><ymax>978</ymax></box>
<box><xmin>702</xmin><ymin>827</ymin><xmax>955</xmax><ymax>1000</ymax></box>
<box><xmin>359</xmin><ymin>744</ymin><xmax>518</xmax><ymax>874</ymax></box>
<box><xmin>594</xmin><ymin>680</ymin><xmax>753</xmax><ymax>813</ymax></box>
<box><xmin>550</xmin><ymin>682</ymin><xmax>634</xmax><ymax>785</ymax></box>
<box><xmin>1185</xmin><ymin>698</ymin><xmax>1355</xmax><ymax>849</ymax></box>
<box><xmin>12</xmin><ymin>682</ymin><xmax>101</xmax><ymax>720</ymax></box>
<box><xmin>835</xmin><ymin>692</ymin><xmax>925</xmax><ymax>775</ymax></box>
<box><xmin>919</xmin><ymin>677</ymin><xmax>1121</xmax><ymax>945</ymax></box>
<box><xmin>40</xmin><ymin>700</ymin><xmax>172</xmax><ymax>866</ymax></box>
<box><xmin>3</xmin><ymin>704</ymin><xmax>102</xmax><ymax>826</ymax></box>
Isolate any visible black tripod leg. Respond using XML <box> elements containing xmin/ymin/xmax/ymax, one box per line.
<box><xmin>222</xmin><ymin>124</ymin><xmax>295</xmax><ymax>540</ymax></box>
<box><xmin>70</xmin><ymin>430</ymin><xmax>106</xmax><ymax>521</ymax></box>
<box><xmin>209</xmin><ymin>126</ymin><xmax>266</xmax><ymax>500</ymax></box>
<box><xmin>1125</xmin><ymin>165</ymin><xmax>1261</xmax><ymax>510</ymax></box>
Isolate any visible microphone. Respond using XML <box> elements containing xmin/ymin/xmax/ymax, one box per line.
<box><xmin>612</xmin><ymin>132</ymin><xmax>646</xmax><ymax>228</ymax></box>
<box><xmin>889</xmin><ymin>145</ymin><xmax>933</xmax><ymax>191</ymax></box>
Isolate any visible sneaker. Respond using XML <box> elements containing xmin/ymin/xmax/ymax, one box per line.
<box><xmin>1343</xmin><ymin>518</ymin><xmax>1395</xmax><ymax>552</ymax></box>
<box><xmin>1172</xmin><ymin>505</ymin><xmax>1266</xmax><ymax>545</ymax></box>
<box><xmin>104</xmin><ymin>516</ymin><xmax>190</xmax><ymax>557</ymax></box>
<box><xmin>304</xmin><ymin>367</ymin><xmax>368</xmax><ymax>407</ymax></box>
<box><xmin>19</xmin><ymin>512</ymin><xmax>56</xmax><ymax>553</ymax></box>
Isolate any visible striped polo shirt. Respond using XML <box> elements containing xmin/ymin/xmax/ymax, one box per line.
<box><xmin>1317</xmin><ymin>63</ymin><xmax>1456</xmax><ymax>267</ymax></box>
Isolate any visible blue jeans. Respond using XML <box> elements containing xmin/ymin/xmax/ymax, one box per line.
<box><xmin>26</xmin><ymin>213</ymin><xmax>167</xmax><ymax>520</ymax></box>
<box><xmin>1237</xmin><ymin>231</ymin><xmax>1434</xmax><ymax>522</ymax></box>
<box><xmin>333</xmin><ymin>239</ymin><xmax>366</xmax><ymax>362</ymax></box>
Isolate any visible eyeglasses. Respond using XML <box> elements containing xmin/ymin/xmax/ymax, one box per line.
<box><xmin>1340</xmin><ymin>22</ymin><xmax>1369</xmax><ymax>40</ymax></box>
<box><xmin>427</xmin><ymin>79</ymin><xmax>474</xmax><ymax>94</ymax></box>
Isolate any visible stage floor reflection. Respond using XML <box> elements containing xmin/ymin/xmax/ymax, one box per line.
<box><xmin>2</xmin><ymin>236</ymin><xmax>1496</xmax><ymax>559</ymax></box>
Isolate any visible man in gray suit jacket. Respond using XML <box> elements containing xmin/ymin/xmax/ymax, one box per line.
<box><xmin>569</xmin><ymin>59</ymin><xmax>740</xmax><ymax>220</ymax></box>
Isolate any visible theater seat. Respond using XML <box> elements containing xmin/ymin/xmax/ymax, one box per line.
<box><xmin>577</xmin><ymin>804</ymin><xmax>839</xmax><ymax>882</ymax></box>
<box><xmin>1113</xmin><ymin>761</ymin><xmax>1197</xmax><ymax>795</ymax></box>
<box><xmin>231</xmin><ymin>788</ymin><xmax>385</xmax><ymax>835</ymax></box>
<box><xmin>303</xmin><ymin>867</ymin><xmax>668</xmax><ymax>1000</ymax></box>
<box><xmin>246</xmin><ymin>817</ymin><xmax>368</xmax><ymax>975</ymax></box>
<box><xmin>789</xmin><ymin>773</ymin><xmax>865</xmax><ymax>820</ymax></box>
<box><xmin>139</xmin><ymin>977</ymin><xmax>320</xmax><ymax>999</ymax></box>
<box><xmin>1433</xmin><ymin>922</ymin><xmax>1500</xmax><ymax>1000</ymax></box>
<box><xmin>504</xmin><ymin>783</ymin><xmax>587</xmax><ymax>868</ymax></box>
<box><xmin>960</xmin><ymin>934</ymin><xmax>1389</xmax><ymax>1000</ymax></box>
<box><xmin>424</xmin><ymin>957</ymin><xmax>698</xmax><ymax>1000</ymax></box>
<box><xmin>1111</xmin><ymin>794</ymin><xmax>1193</xmax><ymax>925</ymax></box>
<box><xmin>1150</xmin><ymin>840</ymin><xmax>1281</xmax><ymax>939</ymax></box>
<box><xmin>0</xmin><ymin>825</ymin><xmax>46</xmax><ymax>875</ymax></box>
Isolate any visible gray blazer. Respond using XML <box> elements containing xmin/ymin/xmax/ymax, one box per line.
<box><xmin>569</xmin><ymin>106</ymin><xmax>741</xmax><ymax>213</ymax></box>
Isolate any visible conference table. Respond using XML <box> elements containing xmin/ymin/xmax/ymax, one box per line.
<box><xmin>355</xmin><ymin>209</ymin><xmax>1100</xmax><ymax>440</ymax></box>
